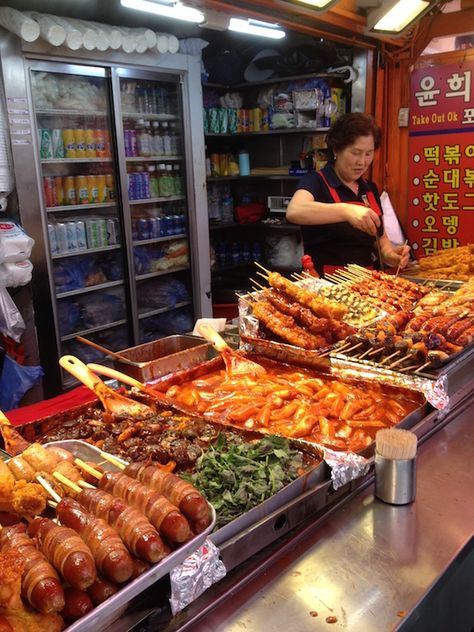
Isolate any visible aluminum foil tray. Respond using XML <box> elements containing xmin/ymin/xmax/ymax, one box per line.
<box><xmin>401</xmin><ymin>272</ymin><xmax>466</xmax><ymax>291</ymax></box>
<box><xmin>240</xmin><ymin>332</ymin><xmax>331</xmax><ymax>371</ymax></box>
<box><xmin>41</xmin><ymin>440</ymin><xmax>216</xmax><ymax>632</ymax></box>
<box><xmin>113</xmin><ymin>334</ymin><xmax>216</xmax><ymax>382</ymax></box>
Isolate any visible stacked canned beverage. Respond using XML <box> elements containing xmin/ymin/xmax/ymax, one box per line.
<box><xmin>212</xmin><ymin>240</ymin><xmax>259</xmax><ymax>268</ymax></box>
<box><xmin>38</xmin><ymin>128</ymin><xmax>110</xmax><ymax>159</ymax></box>
<box><xmin>43</xmin><ymin>173</ymin><xmax>115</xmax><ymax>208</ymax></box>
<box><xmin>131</xmin><ymin>213</ymin><xmax>186</xmax><ymax>241</ymax></box>
<box><xmin>204</xmin><ymin>107</ymin><xmax>269</xmax><ymax>134</ymax></box>
<box><xmin>48</xmin><ymin>217</ymin><xmax>119</xmax><ymax>255</ymax></box>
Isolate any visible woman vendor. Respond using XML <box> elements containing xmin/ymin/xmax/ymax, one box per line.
<box><xmin>286</xmin><ymin>112</ymin><xmax>410</xmax><ymax>277</ymax></box>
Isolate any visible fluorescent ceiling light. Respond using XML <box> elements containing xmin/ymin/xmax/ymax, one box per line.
<box><xmin>228</xmin><ymin>18</ymin><xmax>286</xmax><ymax>39</ymax></box>
<box><xmin>120</xmin><ymin>0</ymin><xmax>205</xmax><ymax>24</ymax></box>
<box><xmin>369</xmin><ymin>0</ymin><xmax>431</xmax><ymax>34</ymax></box>
<box><xmin>291</xmin><ymin>0</ymin><xmax>338</xmax><ymax>8</ymax></box>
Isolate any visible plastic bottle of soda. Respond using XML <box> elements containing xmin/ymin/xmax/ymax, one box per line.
<box><xmin>161</xmin><ymin>122</ymin><xmax>172</xmax><ymax>156</ymax></box>
<box><xmin>152</xmin><ymin>121</ymin><xmax>164</xmax><ymax>156</ymax></box>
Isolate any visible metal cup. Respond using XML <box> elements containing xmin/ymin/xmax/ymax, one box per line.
<box><xmin>374</xmin><ymin>452</ymin><xmax>417</xmax><ymax>505</ymax></box>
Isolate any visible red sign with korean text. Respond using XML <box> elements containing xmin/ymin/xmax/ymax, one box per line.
<box><xmin>407</xmin><ymin>62</ymin><xmax>474</xmax><ymax>257</ymax></box>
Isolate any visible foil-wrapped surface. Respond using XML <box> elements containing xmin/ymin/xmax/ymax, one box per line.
<box><xmin>330</xmin><ymin>356</ymin><xmax>449</xmax><ymax>410</ymax></box>
<box><xmin>324</xmin><ymin>448</ymin><xmax>370</xmax><ymax>490</ymax></box>
<box><xmin>169</xmin><ymin>538</ymin><xmax>226</xmax><ymax>615</ymax></box>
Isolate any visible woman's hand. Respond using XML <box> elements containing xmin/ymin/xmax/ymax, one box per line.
<box><xmin>343</xmin><ymin>203</ymin><xmax>381</xmax><ymax>236</ymax></box>
<box><xmin>382</xmin><ymin>243</ymin><xmax>411</xmax><ymax>269</ymax></box>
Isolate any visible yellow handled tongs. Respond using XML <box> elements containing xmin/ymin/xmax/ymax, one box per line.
<box><xmin>361</xmin><ymin>193</ymin><xmax>384</xmax><ymax>272</ymax></box>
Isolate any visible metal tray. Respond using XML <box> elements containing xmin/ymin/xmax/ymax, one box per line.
<box><xmin>401</xmin><ymin>273</ymin><xmax>466</xmax><ymax>292</ymax></box>
<box><xmin>113</xmin><ymin>335</ymin><xmax>216</xmax><ymax>382</ymax></box>
<box><xmin>41</xmin><ymin>440</ymin><xmax>216</xmax><ymax>632</ymax></box>
<box><xmin>240</xmin><ymin>333</ymin><xmax>331</xmax><ymax>371</ymax></box>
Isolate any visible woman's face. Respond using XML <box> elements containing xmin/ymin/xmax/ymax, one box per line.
<box><xmin>334</xmin><ymin>135</ymin><xmax>375</xmax><ymax>184</ymax></box>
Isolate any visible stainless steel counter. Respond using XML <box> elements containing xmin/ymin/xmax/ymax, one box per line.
<box><xmin>162</xmin><ymin>387</ymin><xmax>474</xmax><ymax>632</ymax></box>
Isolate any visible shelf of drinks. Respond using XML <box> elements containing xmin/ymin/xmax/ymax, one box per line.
<box><xmin>125</xmin><ymin>155</ymin><xmax>183</xmax><ymax>162</ymax></box>
<box><xmin>56</xmin><ymin>280</ymin><xmax>124</xmax><ymax>300</ymax></box>
<box><xmin>122</xmin><ymin>113</ymin><xmax>178</xmax><ymax>122</ymax></box>
<box><xmin>206</xmin><ymin>175</ymin><xmax>300</xmax><ymax>181</ymax></box>
<box><xmin>132</xmin><ymin>233</ymin><xmax>187</xmax><ymax>246</ymax></box>
<box><xmin>138</xmin><ymin>300</ymin><xmax>191</xmax><ymax>321</ymax></box>
<box><xmin>51</xmin><ymin>244</ymin><xmax>121</xmax><ymax>260</ymax></box>
<box><xmin>36</xmin><ymin>109</ymin><xmax>108</xmax><ymax>117</ymax></box>
<box><xmin>46</xmin><ymin>202</ymin><xmax>116</xmax><ymax>213</ymax></box>
<box><xmin>135</xmin><ymin>265</ymin><xmax>190</xmax><ymax>281</ymax></box>
<box><xmin>205</xmin><ymin>127</ymin><xmax>329</xmax><ymax>137</ymax></box>
<box><xmin>60</xmin><ymin>319</ymin><xmax>127</xmax><ymax>342</ymax></box>
<box><xmin>41</xmin><ymin>158</ymin><xmax>113</xmax><ymax>164</ymax></box>
<box><xmin>211</xmin><ymin>262</ymin><xmax>254</xmax><ymax>273</ymax></box>
<box><xmin>129</xmin><ymin>196</ymin><xmax>185</xmax><ymax>205</ymax></box>
<box><xmin>210</xmin><ymin>221</ymin><xmax>299</xmax><ymax>231</ymax></box>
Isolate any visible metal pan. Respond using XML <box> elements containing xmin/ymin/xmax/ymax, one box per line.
<box><xmin>112</xmin><ymin>335</ymin><xmax>217</xmax><ymax>383</ymax></box>
<box><xmin>41</xmin><ymin>440</ymin><xmax>216</xmax><ymax>632</ymax></box>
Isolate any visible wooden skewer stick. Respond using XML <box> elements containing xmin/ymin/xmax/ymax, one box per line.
<box><xmin>394</xmin><ymin>240</ymin><xmax>409</xmax><ymax>278</ymax></box>
<box><xmin>398</xmin><ymin>363</ymin><xmax>421</xmax><ymax>373</ymax></box>
<box><xmin>367</xmin><ymin>346</ymin><xmax>385</xmax><ymax>357</ymax></box>
<box><xmin>36</xmin><ymin>474</ymin><xmax>62</xmax><ymax>504</ymax></box>
<box><xmin>48</xmin><ymin>500</ymin><xmax>58</xmax><ymax>509</ymax></box>
<box><xmin>379</xmin><ymin>350</ymin><xmax>401</xmax><ymax>365</ymax></box>
<box><xmin>53</xmin><ymin>471</ymin><xmax>82</xmax><ymax>495</ymax></box>
<box><xmin>358</xmin><ymin>346</ymin><xmax>378</xmax><ymax>359</ymax></box>
<box><xmin>315</xmin><ymin>347</ymin><xmax>333</xmax><ymax>358</ymax></box>
<box><xmin>256</xmin><ymin>270</ymin><xmax>270</xmax><ymax>282</ymax></box>
<box><xmin>254</xmin><ymin>261</ymin><xmax>272</xmax><ymax>274</ymax></box>
<box><xmin>414</xmin><ymin>360</ymin><xmax>431</xmax><ymax>374</ymax></box>
<box><xmin>348</xmin><ymin>264</ymin><xmax>372</xmax><ymax>276</ymax></box>
<box><xmin>341</xmin><ymin>342</ymin><xmax>365</xmax><ymax>354</ymax></box>
<box><xmin>74</xmin><ymin>458</ymin><xmax>102</xmax><ymax>480</ymax></box>
<box><xmin>388</xmin><ymin>353</ymin><xmax>412</xmax><ymax>368</ymax></box>
<box><xmin>100</xmin><ymin>451</ymin><xmax>126</xmax><ymax>470</ymax></box>
<box><xmin>249</xmin><ymin>277</ymin><xmax>266</xmax><ymax>291</ymax></box>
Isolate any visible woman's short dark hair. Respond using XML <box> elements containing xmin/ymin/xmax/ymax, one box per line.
<box><xmin>326</xmin><ymin>113</ymin><xmax>382</xmax><ymax>158</ymax></box>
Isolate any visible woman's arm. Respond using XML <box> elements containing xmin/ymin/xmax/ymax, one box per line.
<box><xmin>287</xmin><ymin>188</ymin><xmax>381</xmax><ymax>235</ymax></box>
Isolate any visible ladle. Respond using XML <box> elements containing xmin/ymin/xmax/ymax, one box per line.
<box><xmin>59</xmin><ymin>355</ymin><xmax>154</xmax><ymax>418</ymax></box>
<box><xmin>196</xmin><ymin>322</ymin><xmax>266</xmax><ymax>377</ymax></box>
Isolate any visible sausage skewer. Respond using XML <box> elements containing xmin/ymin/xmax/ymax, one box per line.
<box><xmin>0</xmin><ymin>523</ymin><xmax>66</xmax><ymax>614</ymax></box>
<box><xmin>74</xmin><ymin>459</ymin><xmax>192</xmax><ymax>544</ymax></box>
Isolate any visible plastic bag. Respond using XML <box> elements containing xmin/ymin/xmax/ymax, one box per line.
<box><xmin>0</xmin><ymin>286</ymin><xmax>25</xmax><ymax>342</ymax></box>
<box><xmin>0</xmin><ymin>354</ymin><xmax>43</xmax><ymax>410</ymax></box>
<box><xmin>0</xmin><ymin>221</ymin><xmax>34</xmax><ymax>263</ymax></box>
<box><xmin>0</xmin><ymin>260</ymin><xmax>33</xmax><ymax>287</ymax></box>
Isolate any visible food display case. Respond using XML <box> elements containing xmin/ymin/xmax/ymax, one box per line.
<box><xmin>0</xmin><ymin>33</ymin><xmax>211</xmax><ymax>396</ymax></box>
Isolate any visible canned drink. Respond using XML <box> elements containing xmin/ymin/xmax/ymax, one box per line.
<box><xmin>208</xmin><ymin>107</ymin><xmax>219</xmax><ymax>134</ymax></box>
<box><xmin>38</xmin><ymin>128</ymin><xmax>53</xmax><ymax>159</ymax></box>
<box><xmin>55</xmin><ymin>222</ymin><xmax>68</xmax><ymax>253</ymax></box>
<box><xmin>228</xmin><ymin>108</ymin><xmax>238</xmax><ymax>134</ymax></box>
<box><xmin>203</xmin><ymin>108</ymin><xmax>208</xmax><ymax>134</ymax></box>
<box><xmin>236</xmin><ymin>109</ymin><xmax>244</xmax><ymax>134</ymax></box>
<box><xmin>75</xmin><ymin>220</ymin><xmax>87</xmax><ymax>250</ymax></box>
<box><xmin>86</xmin><ymin>174</ymin><xmax>99</xmax><ymax>203</ymax></box>
<box><xmin>241</xmin><ymin>109</ymin><xmax>249</xmax><ymax>133</ymax></box>
<box><xmin>103</xmin><ymin>129</ymin><xmax>111</xmax><ymax>157</ymax></box>
<box><xmin>51</xmin><ymin>129</ymin><xmax>65</xmax><ymax>159</ymax></box>
<box><xmin>128</xmin><ymin>173</ymin><xmax>136</xmax><ymax>200</ymax></box>
<box><xmin>210</xmin><ymin>154</ymin><xmax>220</xmax><ymax>177</ymax></box>
<box><xmin>85</xmin><ymin>219</ymin><xmax>100</xmax><ymax>249</ymax></box>
<box><xmin>84</xmin><ymin>129</ymin><xmax>96</xmax><ymax>158</ymax></box>
<box><xmin>248</xmin><ymin>108</ymin><xmax>255</xmax><ymax>133</ymax></box>
<box><xmin>96</xmin><ymin>218</ymin><xmax>107</xmax><ymax>246</ymax></box>
<box><xmin>43</xmin><ymin>177</ymin><xmax>56</xmax><ymax>207</ymax></box>
<box><xmin>63</xmin><ymin>129</ymin><xmax>76</xmax><ymax>158</ymax></box>
<box><xmin>253</xmin><ymin>107</ymin><xmax>262</xmax><ymax>132</ymax></box>
<box><xmin>131</xmin><ymin>218</ymin><xmax>139</xmax><ymax>241</ymax></box>
<box><xmin>149</xmin><ymin>217</ymin><xmax>160</xmax><ymax>238</ymax></box>
<box><xmin>160</xmin><ymin>215</ymin><xmax>169</xmax><ymax>236</ymax></box>
<box><xmin>261</xmin><ymin>108</ymin><xmax>270</xmax><ymax>132</ymax></box>
<box><xmin>138</xmin><ymin>217</ymin><xmax>150</xmax><ymax>240</ymax></box>
<box><xmin>48</xmin><ymin>223</ymin><xmax>59</xmax><ymax>255</ymax></box>
<box><xmin>74</xmin><ymin>129</ymin><xmax>86</xmax><ymax>157</ymax></box>
<box><xmin>66</xmin><ymin>221</ymin><xmax>78</xmax><ymax>251</ymax></box>
<box><xmin>105</xmin><ymin>174</ymin><xmax>115</xmax><ymax>200</ymax></box>
<box><xmin>75</xmin><ymin>175</ymin><xmax>89</xmax><ymax>205</ymax></box>
<box><xmin>217</xmin><ymin>108</ymin><xmax>228</xmax><ymax>134</ymax></box>
<box><xmin>106</xmin><ymin>218</ymin><xmax>118</xmax><ymax>245</ymax></box>
<box><xmin>94</xmin><ymin>129</ymin><xmax>107</xmax><ymax>158</ymax></box>
<box><xmin>54</xmin><ymin>176</ymin><xmax>64</xmax><ymax>206</ymax></box>
<box><xmin>96</xmin><ymin>174</ymin><xmax>107</xmax><ymax>203</ymax></box>
<box><xmin>64</xmin><ymin>176</ymin><xmax>77</xmax><ymax>205</ymax></box>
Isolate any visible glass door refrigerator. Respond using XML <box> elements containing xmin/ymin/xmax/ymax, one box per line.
<box><xmin>0</xmin><ymin>36</ymin><xmax>211</xmax><ymax>396</ymax></box>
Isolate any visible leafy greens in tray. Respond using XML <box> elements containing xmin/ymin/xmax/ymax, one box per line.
<box><xmin>185</xmin><ymin>433</ymin><xmax>305</xmax><ymax>528</ymax></box>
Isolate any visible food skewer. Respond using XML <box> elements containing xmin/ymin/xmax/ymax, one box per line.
<box><xmin>59</xmin><ymin>355</ymin><xmax>155</xmax><ymax>418</ymax></box>
<box><xmin>394</xmin><ymin>240</ymin><xmax>409</xmax><ymax>278</ymax></box>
